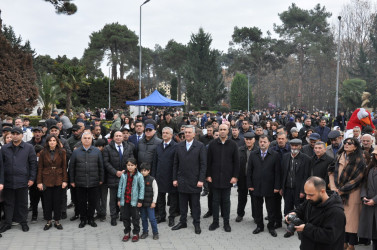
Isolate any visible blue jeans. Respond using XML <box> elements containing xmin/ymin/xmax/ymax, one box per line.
<box><xmin>140</xmin><ymin>207</ymin><xmax>158</xmax><ymax>234</ymax></box>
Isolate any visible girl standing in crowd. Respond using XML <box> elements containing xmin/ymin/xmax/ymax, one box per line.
<box><xmin>117</xmin><ymin>158</ymin><xmax>144</xmax><ymax>242</ymax></box>
<box><xmin>329</xmin><ymin>138</ymin><xmax>365</xmax><ymax>250</ymax></box>
<box><xmin>37</xmin><ymin>135</ymin><xmax>68</xmax><ymax>230</ymax></box>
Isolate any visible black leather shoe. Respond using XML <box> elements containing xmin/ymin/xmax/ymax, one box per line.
<box><xmin>203</xmin><ymin>211</ymin><xmax>212</xmax><ymax>218</ymax></box>
<box><xmin>70</xmin><ymin>215</ymin><xmax>79</xmax><ymax>221</ymax></box>
<box><xmin>284</xmin><ymin>231</ymin><xmax>294</xmax><ymax>238</ymax></box>
<box><xmin>78</xmin><ymin>221</ymin><xmax>86</xmax><ymax>228</ymax></box>
<box><xmin>253</xmin><ymin>227</ymin><xmax>264</xmax><ymax>234</ymax></box>
<box><xmin>201</xmin><ymin>191</ymin><xmax>208</xmax><ymax>196</ymax></box>
<box><xmin>88</xmin><ymin>220</ymin><xmax>97</xmax><ymax>227</ymax></box>
<box><xmin>111</xmin><ymin>218</ymin><xmax>117</xmax><ymax>226</ymax></box>
<box><xmin>194</xmin><ymin>225</ymin><xmax>201</xmax><ymax>234</ymax></box>
<box><xmin>67</xmin><ymin>202</ymin><xmax>74</xmax><ymax>209</ymax></box>
<box><xmin>224</xmin><ymin>223</ymin><xmax>231</xmax><ymax>232</ymax></box>
<box><xmin>21</xmin><ymin>224</ymin><xmax>29</xmax><ymax>232</ymax></box>
<box><xmin>0</xmin><ymin>224</ymin><xmax>11</xmax><ymax>233</ymax></box>
<box><xmin>235</xmin><ymin>216</ymin><xmax>243</xmax><ymax>222</ymax></box>
<box><xmin>209</xmin><ymin>222</ymin><xmax>219</xmax><ymax>231</ymax></box>
<box><xmin>269</xmin><ymin>229</ymin><xmax>277</xmax><ymax>237</ymax></box>
<box><xmin>157</xmin><ymin>217</ymin><xmax>166</xmax><ymax>224</ymax></box>
<box><xmin>168</xmin><ymin>218</ymin><xmax>175</xmax><ymax>227</ymax></box>
<box><xmin>44</xmin><ymin>223</ymin><xmax>52</xmax><ymax>231</ymax></box>
<box><xmin>274</xmin><ymin>222</ymin><xmax>282</xmax><ymax>229</ymax></box>
<box><xmin>171</xmin><ymin>222</ymin><xmax>187</xmax><ymax>230</ymax></box>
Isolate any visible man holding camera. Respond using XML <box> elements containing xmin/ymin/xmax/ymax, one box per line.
<box><xmin>285</xmin><ymin>176</ymin><xmax>345</xmax><ymax>250</ymax></box>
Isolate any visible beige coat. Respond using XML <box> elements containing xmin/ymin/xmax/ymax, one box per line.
<box><xmin>329</xmin><ymin>153</ymin><xmax>362</xmax><ymax>233</ymax></box>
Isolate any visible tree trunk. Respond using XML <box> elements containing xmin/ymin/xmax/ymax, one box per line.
<box><xmin>66</xmin><ymin>90</ymin><xmax>72</xmax><ymax>115</ymax></box>
<box><xmin>42</xmin><ymin>106</ymin><xmax>51</xmax><ymax>119</ymax></box>
<box><xmin>177</xmin><ymin>75</ymin><xmax>181</xmax><ymax>101</ymax></box>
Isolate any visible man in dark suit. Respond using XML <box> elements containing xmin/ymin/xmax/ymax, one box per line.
<box><xmin>151</xmin><ymin>127</ymin><xmax>178</xmax><ymax>227</ymax></box>
<box><xmin>247</xmin><ymin>135</ymin><xmax>280</xmax><ymax>237</ymax></box>
<box><xmin>172</xmin><ymin>125</ymin><xmax>207</xmax><ymax>234</ymax></box>
<box><xmin>128</xmin><ymin>120</ymin><xmax>144</xmax><ymax>149</ymax></box>
<box><xmin>280</xmin><ymin>139</ymin><xmax>310</xmax><ymax>238</ymax></box>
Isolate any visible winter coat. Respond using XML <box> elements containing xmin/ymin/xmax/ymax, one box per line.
<box><xmin>301</xmin><ymin>144</ymin><xmax>315</xmax><ymax>158</ymax></box>
<box><xmin>1</xmin><ymin>141</ymin><xmax>37</xmax><ymax>189</ymax></box>
<box><xmin>207</xmin><ymin>138</ymin><xmax>240</xmax><ymax>189</ymax></box>
<box><xmin>281</xmin><ymin>152</ymin><xmax>310</xmax><ymax>196</ymax></box>
<box><xmin>237</xmin><ymin>144</ymin><xmax>259</xmax><ymax>189</ymax></box>
<box><xmin>293</xmin><ymin>192</ymin><xmax>346</xmax><ymax>250</ymax></box>
<box><xmin>117</xmin><ymin>171</ymin><xmax>144</xmax><ymax>207</ymax></box>
<box><xmin>358</xmin><ymin>166</ymin><xmax>377</xmax><ymax>239</ymax></box>
<box><xmin>110</xmin><ymin>117</ymin><xmax>121</xmax><ymax>131</ymax></box>
<box><xmin>151</xmin><ymin>140</ymin><xmax>177</xmax><ymax>193</ymax></box>
<box><xmin>310</xmin><ymin>153</ymin><xmax>334</xmax><ymax>187</ymax></box>
<box><xmin>137</xmin><ymin>134</ymin><xmax>162</xmax><ymax>165</ymax></box>
<box><xmin>173</xmin><ymin>140</ymin><xmax>207</xmax><ymax>193</ymax></box>
<box><xmin>69</xmin><ymin>145</ymin><xmax>104</xmax><ymax>188</ymax></box>
<box><xmin>103</xmin><ymin>141</ymin><xmax>135</xmax><ymax>187</ymax></box>
<box><xmin>247</xmin><ymin>148</ymin><xmax>281</xmax><ymax>197</ymax></box>
<box><xmin>37</xmin><ymin>148</ymin><xmax>67</xmax><ymax>187</ymax></box>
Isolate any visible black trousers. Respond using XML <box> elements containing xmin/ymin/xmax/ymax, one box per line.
<box><xmin>157</xmin><ymin>192</ymin><xmax>178</xmax><ymax>220</ymax></box>
<box><xmin>3</xmin><ymin>187</ymin><xmax>28</xmax><ymax>226</ymax></box>
<box><xmin>96</xmin><ymin>184</ymin><xmax>108</xmax><ymax>217</ymax></box>
<box><xmin>109</xmin><ymin>187</ymin><xmax>120</xmax><ymax>219</ymax></box>
<box><xmin>122</xmin><ymin>203</ymin><xmax>140</xmax><ymax>235</ymax></box>
<box><xmin>253</xmin><ymin>195</ymin><xmax>275</xmax><ymax>230</ymax></box>
<box><xmin>179</xmin><ymin>192</ymin><xmax>200</xmax><ymax>226</ymax></box>
<box><xmin>29</xmin><ymin>183</ymin><xmax>43</xmax><ymax>215</ymax></box>
<box><xmin>274</xmin><ymin>192</ymin><xmax>283</xmax><ymax>224</ymax></box>
<box><xmin>76</xmin><ymin>186</ymin><xmax>99</xmax><ymax>221</ymax></box>
<box><xmin>70</xmin><ymin>187</ymin><xmax>79</xmax><ymax>216</ymax></box>
<box><xmin>283</xmin><ymin>188</ymin><xmax>303</xmax><ymax>215</ymax></box>
<box><xmin>237</xmin><ymin>185</ymin><xmax>254</xmax><ymax>218</ymax></box>
<box><xmin>345</xmin><ymin>232</ymin><xmax>358</xmax><ymax>245</ymax></box>
<box><xmin>207</xmin><ymin>182</ymin><xmax>213</xmax><ymax>212</ymax></box>
<box><xmin>61</xmin><ymin>187</ymin><xmax>67</xmax><ymax>213</ymax></box>
<box><xmin>212</xmin><ymin>187</ymin><xmax>231</xmax><ymax>223</ymax></box>
<box><xmin>43</xmin><ymin>186</ymin><xmax>62</xmax><ymax>221</ymax></box>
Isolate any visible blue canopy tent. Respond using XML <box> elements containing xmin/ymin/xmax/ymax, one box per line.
<box><xmin>126</xmin><ymin>90</ymin><xmax>184</xmax><ymax>106</ymax></box>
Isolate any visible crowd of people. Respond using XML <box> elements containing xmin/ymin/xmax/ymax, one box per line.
<box><xmin>0</xmin><ymin>108</ymin><xmax>376</xmax><ymax>249</ymax></box>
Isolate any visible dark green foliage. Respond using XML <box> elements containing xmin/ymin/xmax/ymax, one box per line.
<box><xmin>230</xmin><ymin>73</ymin><xmax>253</xmax><ymax>110</ymax></box>
<box><xmin>185</xmin><ymin>28</ymin><xmax>226</xmax><ymax>109</ymax></box>
<box><xmin>44</xmin><ymin>0</ymin><xmax>77</xmax><ymax>15</ymax></box>
<box><xmin>340</xmin><ymin>78</ymin><xmax>366</xmax><ymax>110</ymax></box>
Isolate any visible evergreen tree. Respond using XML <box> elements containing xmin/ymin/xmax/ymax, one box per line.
<box><xmin>185</xmin><ymin>28</ymin><xmax>226</xmax><ymax>109</ymax></box>
<box><xmin>230</xmin><ymin>73</ymin><xmax>253</xmax><ymax>110</ymax></box>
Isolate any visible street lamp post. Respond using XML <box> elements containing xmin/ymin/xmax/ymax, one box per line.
<box><xmin>247</xmin><ymin>74</ymin><xmax>250</xmax><ymax>112</ymax></box>
<box><xmin>108</xmin><ymin>67</ymin><xmax>111</xmax><ymax>109</ymax></box>
<box><xmin>139</xmin><ymin>0</ymin><xmax>150</xmax><ymax>115</ymax></box>
<box><xmin>335</xmin><ymin>16</ymin><xmax>341</xmax><ymax>117</ymax></box>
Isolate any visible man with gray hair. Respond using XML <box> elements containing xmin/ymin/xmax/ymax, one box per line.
<box><xmin>326</xmin><ymin>130</ymin><xmax>342</xmax><ymax>158</ymax></box>
<box><xmin>172</xmin><ymin>125</ymin><xmax>207</xmax><ymax>234</ymax></box>
<box><xmin>361</xmin><ymin>133</ymin><xmax>374</xmax><ymax>155</ymax></box>
<box><xmin>152</xmin><ymin>127</ymin><xmax>178</xmax><ymax>226</ymax></box>
<box><xmin>69</xmin><ymin>132</ymin><xmax>104</xmax><ymax>228</ymax></box>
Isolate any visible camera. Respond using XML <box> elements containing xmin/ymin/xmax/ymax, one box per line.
<box><xmin>286</xmin><ymin>213</ymin><xmax>304</xmax><ymax>233</ymax></box>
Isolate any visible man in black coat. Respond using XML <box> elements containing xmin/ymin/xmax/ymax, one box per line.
<box><xmin>69</xmin><ymin>132</ymin><xmax>104</xmax><ymax>228</ymax></box>
<box><xmin>128</xmin><ymin>120</ymin><xmax>145</xmax><ymax>150</ymax></box>
<box><xmin>298</xmin><ymin>118</ymin><xmax>314</xmax><ymax>140</ymax></box>
<box><xmin>103</xmin><ymin>130</ymin><xmax>135</xmax><ymax>226</ymax></box>
<box><xmin>0</xmin><ymin>127</ymin><xmax>37</xmax><ymax>233</ymax></box>
<box><xmin>229</xmin><ymin>126</ymin><xmax>245</xmax><ymax>147</ymax></box>
<box><xmin>287</xmin><ymin>177</ymin><xmax>345</xmax><ymax>250</ymax></box>
<box><xmin>311</xmin><ymin>141</ymin><xmax>334</xmax><ymax>186</ymax></box>
<box><xmin>280</xmin><ymin>139</ymin><xmax>310</xmax><ymax>238</ymax></box>
<box><xmin>137</xmin><ymin>124</ymin><xmax>162</xmax><ymax>165</ymax></box>
<box><xmin>206</xmin><ymin>124</ymin><xmax>239</xmax><ymax>232</ymax></box>
<box><xmin>236</xmin><ymin>132</ymin><xmax>259</xmax><ymax>222</ymax></box>
<box><xmin>247</xmin><ymin>135</ymin><xmax>280</xmax><ymax>237</ymax></box>
<box><xmin>301</xmin><ymin>133</ymin><xmax>321</xmax><ymax>158</ymax></box>
<box><xmin>172</xmin><ymin>125</ymin><xmax>207</xmax><ymax>234</ymax></box>
<box><xmin>152</xmin><ymin>127</ymin><xmax>178</xmax><ymax>227</ymax></box>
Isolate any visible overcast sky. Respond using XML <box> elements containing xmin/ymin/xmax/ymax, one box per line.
<box><xmin>2</xmin><ymin>0</ymin><xmax>351</xmax><ymax>62</ymax></box>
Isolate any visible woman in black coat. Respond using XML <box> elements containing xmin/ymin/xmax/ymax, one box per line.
<box><xmin>358</xmin><ymin>148</ymin><xmax>377</xmax><ymax>249</ymax></box>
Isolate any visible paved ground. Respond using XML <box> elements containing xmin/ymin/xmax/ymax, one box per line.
<box><xmin>0</xmin><ymin>188</ymin><xmax>371</xmax><ymax>250</ymax></box>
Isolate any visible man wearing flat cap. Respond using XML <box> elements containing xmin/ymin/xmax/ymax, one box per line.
<box><xmin>280</xmin><ymin>139</ymin><xmax>310</xmax><ymax>238</ymax></box>
<box><xmin>236</xmin><ymin>132</ymin><xmax>259</xmax><ymax>223</ymax></box>
<box><xmin>326</xmin><ymin>130</ymin><xmax>343</xmax><ymax>158</ymax></box>
<box><xmin>137</xmin><ymin>124</ymin><xmax>162</xmax><ymax>166</ymax></box>
<box><xmin>0</xmin><ymin>127</ymin><xmax>37</xmax><ymax>233</ymax></box>
<box><xmin>301</xmin><ymin>133</ymin><xmax>321</xmax><ymax>158</ymax></box>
